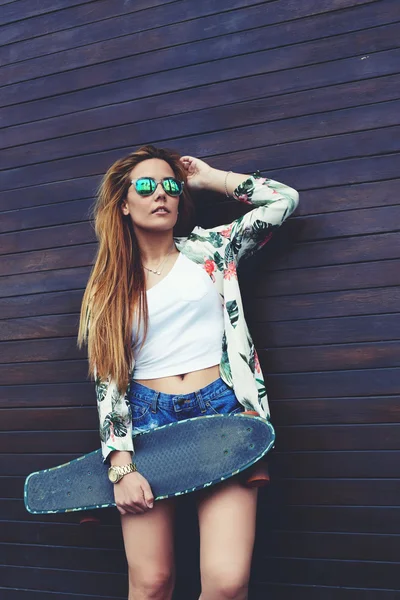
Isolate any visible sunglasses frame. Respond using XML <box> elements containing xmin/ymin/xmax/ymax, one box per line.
<box><xmin>130</xmin><ymin>176</ymin><xmax>184</xmax><ymax>197</ymax></box>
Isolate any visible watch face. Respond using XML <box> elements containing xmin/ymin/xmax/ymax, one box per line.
<box><xmin>108</xmin><ymin>468</ymin><xmax>119</xmax><ymax>483</ymax></box>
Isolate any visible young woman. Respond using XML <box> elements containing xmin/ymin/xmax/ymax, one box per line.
<box><xmin>78</xmin><ymin>144</ymin><xmax>299</xmax><ymax>600</ymax></box>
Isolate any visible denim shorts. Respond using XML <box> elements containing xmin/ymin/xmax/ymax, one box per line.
<box><xmin>128</xmin><ymin>376</ymin><xmax>244</xmax><ymax>436</ymax></box>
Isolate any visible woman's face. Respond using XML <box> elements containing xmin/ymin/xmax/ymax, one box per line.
<box><xmin>122</xmin><ymin>158</ymin><xmax>180</xmax><ymax>233</ymax></box>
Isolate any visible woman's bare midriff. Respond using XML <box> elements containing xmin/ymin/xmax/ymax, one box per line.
<box><xmin>134</xmin><ymin>364</ymin><xmax>221</xmax><ymax>394</ymax></box>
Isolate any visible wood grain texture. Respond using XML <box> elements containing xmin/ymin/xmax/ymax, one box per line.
<box><xmin>2</xmin><ymin>27</ymin><xmax>399</xmax><ymax>129</ymax></box>
<box><xmin>1</xmin><ymin>1</ymin><xmax>399</xmax><ymax>598</ymax></box>
<box><xmin>0</xmin><ymin>0</ymin><xmax>377</xmax><ymax>64</ymax></box>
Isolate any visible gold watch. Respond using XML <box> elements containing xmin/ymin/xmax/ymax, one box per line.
<box><xmin>108</xmin><ymin>463</ymin><xmax>137</xmax><ymax>483</ymax></box>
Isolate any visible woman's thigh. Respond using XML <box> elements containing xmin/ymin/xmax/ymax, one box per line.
<box><xmin>195</xmin><ymin>477</ymin><xmax>258</xmax><ymax>592</ymax></box>
<box><xmin>121</xmin><ymin>496</ymin><xmax>176</xmax><ymax>581</ymax></box>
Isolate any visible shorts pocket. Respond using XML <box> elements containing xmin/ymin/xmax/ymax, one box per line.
<box><xmin>205</xmin><ymin>391</ymin><xmax>243</xmax><ymax>416</ymax></box>
<box><xmin>130</xmin><ymin>398</ymin><xmax>151</xmax><ymax>422</ymax></box>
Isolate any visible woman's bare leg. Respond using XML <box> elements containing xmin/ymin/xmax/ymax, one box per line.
<box><xmin>121</xmin><ymin>497</ymin><xmax>177</xmax><ymax>600</ymax></box>
<box><xmin>195</xmin><ymin>477</ymin><xmax>258</xmax><ymax>600</ymax></box>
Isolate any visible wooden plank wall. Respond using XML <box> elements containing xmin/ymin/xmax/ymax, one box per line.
<box><xmin>1</xmin><ymin>0</ymin><xmax>399</xmax><ymax>598</ymax></box>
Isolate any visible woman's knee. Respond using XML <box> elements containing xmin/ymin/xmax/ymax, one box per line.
<box><xmin>201</xmin><ymin>567</ymin><xmax>249</xmax><ymax>600</ymax></box>
<box><xmin>128</xmin><ymin>566</ymin><xmax>175</xmax><ymax>599</ymax></box>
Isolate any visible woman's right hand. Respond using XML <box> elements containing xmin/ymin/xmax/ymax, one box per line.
<box><xmin>113</xmin><ymin>471</ymin><xmax>154</xmax><ymax>515</ymax></box>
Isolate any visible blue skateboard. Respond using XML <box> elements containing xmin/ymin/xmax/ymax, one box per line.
<box><xmin>24</xmin><ymin>413</ymin><xmax>274</xmax><ymax>514</ymax></box>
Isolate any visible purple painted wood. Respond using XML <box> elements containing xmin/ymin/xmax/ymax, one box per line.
<box><xmin>1</xmin><ymin>0</ymin><xmax>399</xmax><ymax>598</ymax></box>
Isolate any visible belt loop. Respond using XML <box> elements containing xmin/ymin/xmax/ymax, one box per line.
<box><xmin>151</xmin><ymin>391</ymin><xmax>159</xmax><ymax>413</ymax></box>
<box><xmin>195</xmin><ymin>389</ymin><xmax>207</xmax><ymax>413</ymax></box>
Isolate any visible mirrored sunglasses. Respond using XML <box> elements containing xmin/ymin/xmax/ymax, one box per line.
<box><xmin>131</xmin><ymin>177</ymin><xmax>184</xmax><ymax>197</ymax></box>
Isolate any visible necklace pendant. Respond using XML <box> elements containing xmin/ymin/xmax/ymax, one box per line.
<box><xmin>156</xmin><ymin>271</ymin><xmax>161</xmax><ymax>275</ymax></box>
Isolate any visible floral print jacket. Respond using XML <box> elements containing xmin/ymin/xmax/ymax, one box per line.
<box><xmin>95</xmin><ymin>171</ymin><xmax>299</xmax><ymax>463</ymax></box>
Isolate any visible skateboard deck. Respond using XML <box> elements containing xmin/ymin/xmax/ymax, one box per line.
<box><xmin>24</xmin><ymin>413</ymin><xmax>274</xmax><ymax>514</ymax></box>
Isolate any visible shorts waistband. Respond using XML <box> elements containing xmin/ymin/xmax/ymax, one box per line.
<box><xmin>128</xmin><ymin>376</ymin><xmax>233</xmax><ymax>406</ymax></box>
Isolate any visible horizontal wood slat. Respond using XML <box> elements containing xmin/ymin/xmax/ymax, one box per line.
<box><xmin>1</xmin><ymin>67</ymin><xmax>398</xmax><ymax>156</ymax></box>
<box><xmin>2</xmin><ymin>100</ymin><xmax>399</xmax><ymax>173</ymax></box>
<box><xmin>2</xmin><ymin>2</ymin><xmax>399</xmax><ymax>597</ymax></box>
<box><xmin>0</xmin><ymin>406</ymin><xmax>97</xmax><ymax>431</ymax></box>
<box><xmin>253</xmin><ymin>583</ymin><xmax>400</xmax><ymax>600</ymax></box>
<box><xmin>0</xmin><ymin>542</ymin><xmax>126</xmax><ymax>572</ymax></box>
<box><xmin>0</xmin><ymin>0</ymin><xmax>378</xmax><ymax>66</ymax></box>
<box><xmin>5</xmin><ymin>1</ymin><xmax>391</xmax><ymax>87</ymax></box>
<box><xmin>0</xmin><ymin>565</ymin><xmax>128</xmax><ymax>596</ymax></box>
<box><xmin>1</xmin><ymin>430</ymin><xmax>99</xmax><ymax>453</ymax></box>
<box><xmin>270</xmin><ymin>451</ymin><xmax>400</xmax><ymax>479</ymax></box>
<box><xmin>0</xmin><ymin>336</ymin><xmax>85</xmax><ymax>362</ymax></box>
<box><xmin>0</xmin><ymin>308</ymin><xmax>81</xmax><ymax>332</ymax></box>
<box><xmin>260</xmin><ymin>505</ymin><xmax>400</xmax><ymax>535</ymax></box>
<box><xmin>0</xmin><ymin>358</ymin><xmax>88</xmax><ymax>385</ymax></box>
<box><xmin>0</xmin><ymin>590</ymin><xmax>121</xmax><ymax>600</ymax></box>
<box><xmin>0</xmin><ymin>198</ymin><xmax>92</xmax><ymax>235</ymax></box>
<box><xmin>0</xmin><ymin>0</ymin><xmax>262</xmax><ymax>43</ymax></box>
<box><xmin>0</xmin><ymin>266</ymin><xmax>91</xmax><ymax>298</ymax></box>
<box><xmin>0</xmin><ymin>381</ymin><xmax>93</xmax><ymax>407</ymax></box>
<box><xmin>266</xmin><ymin>367</ymin><xmax>400</xmax><ymax>399</ymax></box>
<box><xmin>2</xmin><ymin>32</ymin><xmax>399</xmax><ymax>132</ymax></box>
<box><xmin>275</xmin><ymin>424</ymin><xmax>400</xmax><ymax>451</ymax></box>
<box><xmin>3</xmin><ymin>16</ymin><xmax>398</xmax><ymax>112</ymax></box>
<box><xmin>0</xmin><ymin>0</ymin><xmax>93</xmax><ymax>27</ymax></box>
<box><xmin>0</xmin><ymin>497</ymin><xmax>119</xmax><ymax>524</ymax></box>
<box><xmin>297</xmin><ymin>178</ymin><xmax>400</xmax><ymax>216</ymax></box>
<box><xmin>251</xmin><ymin>314</ymin><xmax>400</xmax><ymax>347</ymax></box>
<box><xmin>267</xmin><ymin>231</ymin><xmax>400</xmax><ymax>272</ymax></box>
<box><xmin>259</xmin><ymin>341</ymin><xmax>400</xmax><ymax>373</ymax></box>
<box><xmin>252</xmin><ymin>558</ymin><xmax>400</xmax><ymax>590</ymax></box>
<box><xmin>271</xmin><ymin>396</ymin><xmax>400</xmax><ymax>425</ymax></box>
<box><xmin>3</xmin><ymin>103</ymin><xmax>400</xmax><ymax>189</ymax></box>
<box><xmin>248</xmin><ymin>287</ymin><xmax>400</xmax><ymax>322</ymax></box>
<box><xmin>0</xmin><ymin>175</ymin><xmax>98</xmax><ymax>211</ymax></box>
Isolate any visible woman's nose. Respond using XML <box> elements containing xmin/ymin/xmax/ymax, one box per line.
<box><xmin>154</xmin><ymin>184</ymin><xmax>166</xmax><ymax>198</ymax></box>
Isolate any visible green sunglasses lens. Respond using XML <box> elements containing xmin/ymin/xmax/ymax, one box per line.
<box><xmin>163</xmin><ymin>178</ymin><xmax>181</xmax><ymax>195</ymax></box>
<box><xmin>136</xmin><ymin>178</ymin><xmax>156</xmax><ymax>195</ymax></box>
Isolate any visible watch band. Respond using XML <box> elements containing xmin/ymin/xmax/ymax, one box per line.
<box><xmin>109</xmin><ymin>463</ymin><xmax>137</xmax><ymax>483</ymax></box>
<box><xmin>117</xmin><ymin>463</ymin><xmax>137</xmax><ymax>477</ymax></box>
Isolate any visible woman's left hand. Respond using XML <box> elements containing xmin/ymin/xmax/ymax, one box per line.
<box><xmin>179</xmin><ymin>155</ymin><xmax>214</xmax><ymax>190</ymax></box>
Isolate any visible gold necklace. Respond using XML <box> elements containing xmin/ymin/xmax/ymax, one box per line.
<box><xmin>143</xmin><ymin>244</ymin><xmax>176</xmax><ymax>276</ymax></box>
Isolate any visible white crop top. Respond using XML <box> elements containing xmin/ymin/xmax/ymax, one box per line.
<box><xmin>132</xmin><ymin>252</ymin><xmax>224</xmax><ymax>379</ymax></box>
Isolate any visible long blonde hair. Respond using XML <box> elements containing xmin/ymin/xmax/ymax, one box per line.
<box><xmin>77</xmin><ymin>144</ymin><xmax>195</xmax><ymax>393</ymax></box>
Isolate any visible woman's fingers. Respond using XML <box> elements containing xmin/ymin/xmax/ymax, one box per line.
<box><xmin>117</xmin><ymin>501</ymin><xmax>145</xmax><ymax>515</ymax></box>
<box><xmin>114</xmin><ymin>473</ymin><xmax>155</xmax><ymax>515</ymax></box>
<box><xmin>143</xmin><ymin>485</ymin><xmax>155</xmax><ymax>509</ymax></box>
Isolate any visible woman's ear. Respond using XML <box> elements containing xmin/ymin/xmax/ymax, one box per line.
<box><xmin>121</xmin><ymin>201</ymin><xmax>129</xmax><ymax>216</ymax></box>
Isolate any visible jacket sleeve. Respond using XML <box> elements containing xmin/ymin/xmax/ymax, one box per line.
<box><xmin>94</xmin><ymin>369</ymin><xmax>134</xmax><ymax>465</ymax></box>
<box><xmin>218</xmin><ymin>171</ymin><xmax>299</xmax><ymax>265</ymax></box>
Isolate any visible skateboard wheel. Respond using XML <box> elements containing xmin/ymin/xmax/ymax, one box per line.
<box><xmin>80</xmin><ymin>516</ymin><xmax>100</xmax><ymax>526</ymax></box>
<box><xmin>242</xmin><ymin>458</ymin><xmax>270</xmax><ymax>488</ymax></box>
<box><xmin>240</xmin><ymin>412</ymin><xmax>270</xmax><ymax>487</ymax></box>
